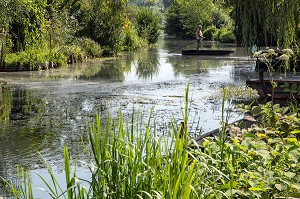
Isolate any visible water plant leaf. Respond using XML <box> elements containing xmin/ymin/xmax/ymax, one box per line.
<box><xmin>285</xmin><ymin>172</ymin><xmax>296</xmax><ymax>179</ymax></box>
<box><xmin>291</xmin><ymin>83</ymin><xmax>297</xmax><ymax>91</ymax></box>
<box><xmin>256</xmin><ymin>149</ymin><xmax>270</xmax><ymax>159</ymax></box>
<box><xmin>280</xmin><ymin>122</ymin><xmax>290</xmax><ymax>133</ymax></box>
<box><xmin>224</xmin><ymin>189</ymin><xmax>238</xmax><ymax>197</ymax></box>
<box><xmin>249</xmin><ymin>187</ymin><xmax>263</xmax><ymax>191</ymax></box>
<box><xmin>221</xmin><ymin>181</ymin><xmax>238</xmax><ymax>189</ymax></box>
<box><xmin>290</xmin><ymin>129</ymin><xmax>300</xmax><ymax>134</ymax></box>
<box><xmin>252</xmin><ymin>106</ymin><xmax>262</xmax><ymax>115</ymax></box>
<box><xmin>291</xmin><ymin>183</ymin><xmax>300</xmax><ymax>190</ymax></box>
<box><xmin>268</xmin><ymin>137</ymin><xmax>281</xmax><ymax>144</ymax></box>
<box><xmin>275</xmin><ymin>183</ymin><xmax>285</xmax><ymax>191</ymax></box>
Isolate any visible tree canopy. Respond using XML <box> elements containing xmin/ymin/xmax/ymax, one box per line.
<box><xmin>223</xmin><ymin>0</ymin><xmax>300</xmax><ymax>51</ymax></box>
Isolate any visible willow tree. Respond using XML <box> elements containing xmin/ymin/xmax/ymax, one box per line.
<box><xmin>226</xmin><ymin>0</ymin><xmax>300</xmax><ymax>52</ymax></box>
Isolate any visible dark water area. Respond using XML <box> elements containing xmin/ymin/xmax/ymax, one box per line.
<box><xmin>0</xmin><ymin>37</ymin><xmax>258</xmax><ymax>197</ymax></box>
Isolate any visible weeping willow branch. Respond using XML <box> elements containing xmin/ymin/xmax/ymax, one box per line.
<box><xmin>232</xmin><ymin>0</ymin><xmax>300</xmax><ymax>52</ymax></box>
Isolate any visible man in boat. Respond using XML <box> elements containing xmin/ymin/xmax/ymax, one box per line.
<box><xmin>196</xmin><ymin>25</ymin><xmax>203</xmax><ymax>50</ymax></box>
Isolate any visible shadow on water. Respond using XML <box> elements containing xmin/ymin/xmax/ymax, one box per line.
<box><xmin>0</xmin><ymin>37</ymin><xmax>259</xmax><ymax>197</ymax></box>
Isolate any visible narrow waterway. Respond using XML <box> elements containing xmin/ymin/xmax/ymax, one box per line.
<box><xmin>0</xmin><ymin>37</ymin><xmax>258</xmax><ymax>197</ymax></box>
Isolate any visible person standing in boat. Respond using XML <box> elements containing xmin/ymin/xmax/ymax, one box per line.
<box><xmin>196</xmin><ymin>25</ymin><xmax>203</xmax><ymax>50</ymax></box>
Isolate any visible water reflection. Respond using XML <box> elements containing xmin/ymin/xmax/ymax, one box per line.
<box><xmin>0</xmin><ymin>84</ymin><xmax>12</xmax><ymax>121</ymax></box>
<box><xmin>131</xmin><ymin>48</ymin><xmax>160</xmax><ymax>80</ymax></box>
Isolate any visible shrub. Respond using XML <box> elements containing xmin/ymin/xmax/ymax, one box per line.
<box><xmin>219</xmin><ymin>29</ymin><xmax>235</xmax><ymax>43</ymax></box>
<box><xmin>203</xmin><ymin>25</ymin><xmax>217</xmax><ymax>40</ymax></box>
<box><xmin>213</xmin><ymin>27</ymin><xmax>235</xmax><ymax>43</ymax></box>
<box><xmin>122</xmin><ymin>29</ymin><xmax>147</xmax><ymax>51</ymax></box>
<box><xmin>136</xmin><ymin>7</ymin><xmax>161</xmax><ymax>44</ymax></box>
<box><xmin>78</xmin><ymin>38</ymin><xmax>102</xmax><ymax>58</ymax></box>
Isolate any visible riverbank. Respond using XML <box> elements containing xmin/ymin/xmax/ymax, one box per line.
<box><xmin>1</xmin><ymin>38</ymin><xmax>103</xmax><ymax>72</ymax></box>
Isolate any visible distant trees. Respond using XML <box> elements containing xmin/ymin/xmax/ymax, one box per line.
<box><xmin>0</xmin><ymin>0</ymin><xmax>164</xmax><ymax>70</ymax></box>
<box><xmin>76</xmin><ymin>0</ymin><xmax>128</xmax><ymax>54</ymax></box>
<box><xmin>136</xmin><ymin>8</ymin><xmax>161</xmax><ymax>44</ymax></box>
<box><xmin>164</xmin><ymin>0</ymin><xmax>235</xmax><ymax>43</ymax></box>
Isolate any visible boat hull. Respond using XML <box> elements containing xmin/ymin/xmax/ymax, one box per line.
<box><xmin>182</xmin><ymin>50</ymin><xmax>234</xmax><ymax>56</ymax></box>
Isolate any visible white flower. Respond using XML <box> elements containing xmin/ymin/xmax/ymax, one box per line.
<box><xmin>282</xmin><ymin>48</ymin><xmax>294</xmax><ymax>56</ymax></box>
<box><xmin>277</xmin><ymin>54</ymin><xmax>290</xmax><ymax>60</ymax></box>
<box><xmin>253</xmin><ymin>50</ymin><xmax>262</xmax><ymax>58</ymax></box>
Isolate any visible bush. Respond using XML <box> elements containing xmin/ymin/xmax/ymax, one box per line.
<box><xmin>78</xmin><ymin>38</ymin><xmax>102</xmax><ymax>58</ymax></box>
<box><xmin>219</xmin><ymin>29</ymin><xmax>235</xmax><ymax>43</ymax></box>
<box><xmin>203</xmin><ymin>25</ymin><xmax>217</xmax><ymax>40</ymax></box>
<box><xmin>213</xmin><ymin>27</ymin><xmax>235</xmax><ymax>43</ymax></box>
<box><xmin>5</xmin><ymin>48</ymin><xmax>68</xmax><ymax>70</ymax></box>
<box><xmin>136</xmin><ymin>7</ymin><xmax>161</xmax><ymax>44</ymax></box>
<box><xmin>122</xmin><ymin>29</ymin><xmax>147</xmax><ymax>51</ymax></box>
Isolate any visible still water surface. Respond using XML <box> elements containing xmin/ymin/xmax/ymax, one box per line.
<box><xmin>0</xmin><ymin>37</ymin><xmax>258</xmax><ymax>197</ymax></box>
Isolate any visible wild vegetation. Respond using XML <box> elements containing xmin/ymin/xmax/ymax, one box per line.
<box><xmin>0</xmin><ymin>0</ymin><xmax>162</xmax><ymax>71</ymax></box>
<box><xmin>164</xmin><ymin>0</ymin><xmax>235</xmax><ymax>43</ymax></box>
<box><xmin>165</xmin><ymin>0</ymin><xmax>300</xmax><ymax>50</ymax></box>
<box><xmin>1</xmin><ymin>0</ymin><xmax>300</xmax><ymax>198</ymax></box>
<box><xmin>224</xmin><ymin>0</ymin><xmax>300</xmax><ymax>50</ymax></box>
<box><xmin>1</xmin><ymin>86</ymin><xmax>300</xmax><ymax>198</ymax></box>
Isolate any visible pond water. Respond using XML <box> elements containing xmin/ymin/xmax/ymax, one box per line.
<box><xmin>0</xmin><ymin>36</ymin><xmax>258</xmax><ymax>197</ymax></box>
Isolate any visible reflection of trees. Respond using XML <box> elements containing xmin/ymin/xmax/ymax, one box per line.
<box><xmin>0</xmin><ymin>84</ymin><xmax>12</xmax><ymax>122</ymax></box>
<box><xmin>77</xmin><ymin>59</ymin><xmax>129</xmax><ymax>82</ymax></box>
<box><xmin>168</xmin><ymin>57</ymin><xmax>225</xmax><ymax>76</ymax></box>
<box><xmin>94</xmin><ymin>61</ymin><xmax>125</xmax><ymax>81</ymax></box>
<box><xmin>0</xmin><ymin>85</ymin><xmax>111</xmax><ymax>184</ymax></box>
<box><xmin>130</xmin><ymin>48</ymin><xmax>159</xmax><ymax>80</ymax></box>
<box><xmin>0</xmin><ymin>87</ymin><xmax>50</xmax><ymax>183</ymax></box>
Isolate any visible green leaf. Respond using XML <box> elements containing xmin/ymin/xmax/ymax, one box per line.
<box><xmin>221</xmin><ymin>181</ymin><xmax>238</xmax><ymax>189</ymax></box>
<box><xmin>284</xmin><ymin>82</ymin><xmax>289</xmax><ymax>87</ymax></box>
<box><xmin>249</xmin><ymin>187</ymin><xmax>263</xmax><ymax>191</ymax></box>
<box><xmin>268</xmin><ymin>137</ymin><xmax>281</xmax><ymax>144</ymax></box>
<box><xmin>291</xmin><ymin>83</ymin><xmax>297</xmax><ymax>91</ymax></box>
<box><xmin>291</xmin><ymin>183</ymin><xmax>300</xmax><ymax>190</ymax></box>
<box><xmin>285</xmin><ymin>172</ymin><xmax>296</xmax><ymax>179</ymax></box>
<box><xmin>275</xmin><ymin>184</ymin><xmax>283</xmax><ymax>191</ymax></box>
<box><xmin>280</xmin><ymin>122</ymin><xmax>289</xmax><ymax>133</ymax></box>
<box><xmin>290</xmin><ymin>130</ymin><xmax>300</xmax><ymax>134</ymax></box>
<box><xmin>252</xmin><ymin>106</ymin><xmax>262</xmax><ymax>114</ymax></box>
<box><xmin>281</xmin><ymin>107</ymin><xmax>289</xmax><ymax>114</ymax></box>
<box><xmin>256</xmin><ymin>149</ymin><xmax>270</xmax><ymax>159</ymax></box>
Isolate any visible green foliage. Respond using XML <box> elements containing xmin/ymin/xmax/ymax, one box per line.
<box><xmin>225</xmin><ymin>0</ymin><xmax>300</xmax><ymax>48</ymax></box>
<box><xmin>214</xmin><ymin>28</ymin><xmax>236</xmax><ymax>43</ymax></box>
<box><xmin>164</xmin><ymin>1</ymin><xmax>184</xmax><ymax>37</ymax></box>
<box><xmin>5</xmin><ymin>48</ymin><xmax>68</xmax><ymax>70</ymax></box>
<box><xmin>77</xmin><ymin>0</ymin><xmax>128</xmax><ymax>55</ymax></box>
<box><xmin>122</xmin><ymin>29</ymin><xmax>148</xmax><ymax>51</ymax></box>
<box><xmin>210</xmin><ymin>6</ymin><xmax>233</xmax><ymax>29</ymax></box>
<box><xmin>2</xmin><ymin>87</ymin><xmax>300</xmax><ymax>198</ymax></box>
<box><xmin>1</xmin><ymin>0</ymin><xmax>161</xmax><ymax>69</ymax></box>
<box><xmin>165</xmin><ymin>0</ymin><xmax>233</xmax><ymax>39</ymax></box>
<box><xmin>73</xmin><ymin>38</ymin><xmax>102</xmax><ymax>58</ymax></box>
<box><xmin>203</xmin><ymin>25</ymin><xmax>217</xmax><ymax>40</ymax></box>
<box><xmin>165</xmin><ymin>0</ymin><xmax>213</xmax><ymax>38</ymax></box>
<box><xmin>136</xmin><ymin>7</ymin><xmax>161</xmax><ymax>44</ymax></box>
